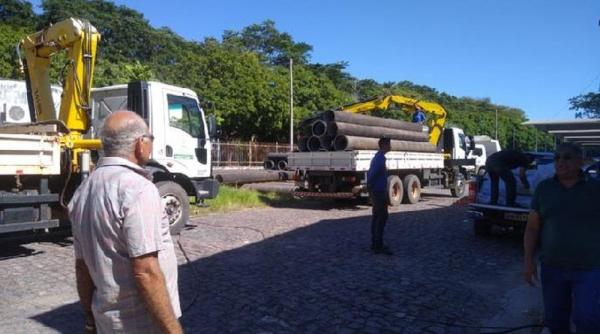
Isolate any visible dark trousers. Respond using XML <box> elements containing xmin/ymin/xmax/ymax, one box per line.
<box><xmin>370</xmin><ymin>191</ymin><xmax>388</xmax><ymax>249</ymax></box>
<box><xmin>488</xmin><ymin>168</ymin><xmax>517</xmax><ymax>206</ymax></box>
<box><xmin>541</xmin><ymin>264</ymin><xmax>600</xmax><ymax>334</ymax></box>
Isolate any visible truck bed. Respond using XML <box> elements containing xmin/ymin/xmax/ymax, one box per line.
<box><xmin>288</xmin><ymin>150</ymin><xmax>444</xmax><ymax>172</ymax></box>
<box><xmin>0</xmin><ymin>124</ymin><xmax>61</xmax><ymax>176</ymax></box>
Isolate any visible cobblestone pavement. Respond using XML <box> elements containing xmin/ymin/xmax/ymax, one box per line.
<box><xmin>0</xmin><ymin>189</ymin><xmax>542</xmax><ymax>333</ymax></box>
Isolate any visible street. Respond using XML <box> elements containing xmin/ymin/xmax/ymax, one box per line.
<box><xmin>0</xmin><ymin>189</ymin><xmax>542</xmax><ymax>333</ymax></box>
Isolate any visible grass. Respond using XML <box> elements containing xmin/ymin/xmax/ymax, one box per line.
<box><xmin>191</xmin><ymin>185</ymin><xmax>292</xmax><ymax>215</ymax></box>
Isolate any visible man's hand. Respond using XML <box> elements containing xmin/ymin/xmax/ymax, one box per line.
<box><xmin>524</xmin><ymin>259</ymin><xmax>538</xmax><ymax>286</ymax></box>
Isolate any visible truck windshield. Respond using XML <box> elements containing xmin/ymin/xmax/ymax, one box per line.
<box><xmin>167</xmin><ymin>94</ymin><xmax>205</xmax><ymax>138</ymax></box>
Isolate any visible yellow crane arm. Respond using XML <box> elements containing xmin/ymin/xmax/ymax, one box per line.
<box><xmin>18</xmin><ymin>18</ymin><xmax>100</xmax><ymax>137</ymax></box>
<box><xmin>340</xmin><ymin>95</ymin><xmax>447</xmax><ymax>146</ymax></box>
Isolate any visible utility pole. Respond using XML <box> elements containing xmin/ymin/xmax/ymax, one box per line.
<box><xmin>289</xmin><ymin>58</ymin><xmax>294</xmax><ymax>151</ymax></box>
<box><xmin>512</xmin><ymin>126</ymin><xmax>515</xmax><ymax>149</ymax></box>
<box><xmin>495</xmin><ymin>108</ymin><xmax>498</xmax><ymax>140</ymax></box>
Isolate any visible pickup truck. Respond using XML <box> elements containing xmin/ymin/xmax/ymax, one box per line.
<box><xmin>468</xmin><ymin>153</ymin><xmax>599</xmax><ymax>236</ymax></box>
<box><xmin>467</xmin><ymin>153</ymin><xmax>554</xmax><ymax>236</ymax></box>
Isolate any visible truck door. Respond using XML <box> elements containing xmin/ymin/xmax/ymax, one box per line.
<box><xmin>160</xmin><ymin>91</ymin><xmax>211</xmax><ymax>179</ymax></box>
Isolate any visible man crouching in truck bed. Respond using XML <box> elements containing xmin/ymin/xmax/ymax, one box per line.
<box><xmin>524</xmin><ymin>142</ymin><xmax>600</xmax><ymax>333</ymax></box>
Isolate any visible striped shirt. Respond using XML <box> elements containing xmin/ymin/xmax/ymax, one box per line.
<box><xmin>68</xmin><ymin>157</ymin><xmax>181</xmax><ymax>333</ymax></box>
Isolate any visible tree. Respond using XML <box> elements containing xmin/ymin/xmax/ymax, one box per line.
<box><xmin>223</xmin><ymin>20</ymin><xmax>313</xmax><ymax>66</ymax></box>
<box><xmin>569</xmin><ymin>92</ymin><xmax>600</xmax><ymax>118</ymax></box>
<box><xmin>0</xmin><ymin>0</ymin><xmax>37</xmax><ymax>27</ymax></box>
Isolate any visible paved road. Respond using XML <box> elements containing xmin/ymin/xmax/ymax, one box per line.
<box><xmin>0</xmin><ymin>189</ymin><xmax>542</xmax><ymax>333</ymax></box>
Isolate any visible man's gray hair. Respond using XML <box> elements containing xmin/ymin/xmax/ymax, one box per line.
<box><xmin>101</xmin><ymin>111</ymin><xmax>148</xmax><ymax>158</ymax></box>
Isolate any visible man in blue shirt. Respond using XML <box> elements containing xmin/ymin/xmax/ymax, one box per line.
<box><xmin>524</xmin><ymin>142</ymin><xmax>600</xmax><ymax>333</ymax></box>
<box><xmin>412</xmin><ymin>106</ymin><xmax>426</xmax><ymax>124</ymax></box>
<box><xmin>367</xmin><ymin>137</ymin><xmax>392</xmax><ymax>255</ymax></box>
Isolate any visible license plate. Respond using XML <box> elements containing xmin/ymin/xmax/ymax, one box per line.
<box><xmin>504</xmin><ymin>212</ymin><xmax>528</xmax><ymax>222</ymax></box>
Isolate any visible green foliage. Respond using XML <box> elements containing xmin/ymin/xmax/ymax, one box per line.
<box><xmin>0</xmin><ymin>0</ymin><xmax>37</xmax><ymax>28</ymax></box>
<box><xmin>223</xmin><ymin>20</ymin><xmax>312</xmax><ymax>66</ymax></box>
<box><xmin>569</xmin><ymin>92</ymin><xmax>600</xmax><ymax>119</ymax></box>
<box><xmin>1</xmin><ymin>0</ymin><xmax>552</xmax><ymax>149</ymax></box>
<box><xmin>0</xmin><ymin>23</ymin><xmax>30</xmax><ymax>79</ymax></box>
<box><xmin>191</xmin><ymin>185</ymin><xmax>285</xmax><ymax>214</ymax></box>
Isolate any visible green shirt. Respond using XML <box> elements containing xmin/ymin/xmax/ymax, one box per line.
<box><xmin>531</xmin><ymin>174</ymin><xmax>600</xmax><ymax>269</ymax></box>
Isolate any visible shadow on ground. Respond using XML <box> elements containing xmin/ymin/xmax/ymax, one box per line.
<box><xmin>29</xmin><ymin>203</ymin><xmax>531</xmax><ymax>333</ymax></box>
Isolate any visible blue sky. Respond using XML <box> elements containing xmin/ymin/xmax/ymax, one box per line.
<box><xmin>33</xmin><ymin>0</ymin><xmax>600</xmax><ymax>120</ymax></box>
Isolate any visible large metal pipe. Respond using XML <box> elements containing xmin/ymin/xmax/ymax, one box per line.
<box><xmin>323</xmin><ymin>110</ymin><xmax>422</xmax><ymax>132</ymax></box>
<box><xmin>298</xmin><ymin>116</ymin><xmax>320</xmax><ymax>136</ymax></box>
<box><xmin>327</xmin><ymin>121</ymin><xmax>429</xmax><ymax>142</ymax></box>
<box><xmin>319</xmin><ymin>135</ymin><xmax>334</xmax><ymax>150</ymax></box>
<box><xmin>311</xmin><ymin>120</ymin><xmax>328</xmax><ymax>136</ymax></box>
<box><xmin>277</xmin><ymin>159</ymin><xmax>288</xmax><ymax>170</ymax></box>
<box><xmin>307</xmin><ymin>136</ymin><xmax>322</xmax><ymax>151</ymax></box>
<box><xmin>333</xmin><ymin>135</ymin><xmax>436</xmax><ymax>152</ymax></box>
<box><xmin>264</xmin><ymin>160</ymin><xmax>275</xmax><ymax>170</ymax></box>
<box><xmin>215</xmin><ymin>170</ymin><xmax>284</xmax><ymax>185</ymax></box>
<box><xmin>298</xmin><ymin>136</ymin><xmax>309</xmax><ymax>152</ymax></box>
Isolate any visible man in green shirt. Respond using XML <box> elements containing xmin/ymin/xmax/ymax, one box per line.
<box><xmin>524</xmin><ymin>142</ymin><xmax>600</xmax><ymax>333</ymax></box>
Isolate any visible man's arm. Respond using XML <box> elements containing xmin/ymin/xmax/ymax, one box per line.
<box><xmin>131</xmin><ymin>253</ymin><xmax>182</xmax><ymax>334</ymax></box>
<box><xmin>523</xmin><ymin>210</ymin><xmax>541</xmax><ymax>286</ymax></box>
<box><xmin>519</xmin><ymin>167</ymin><xmax>530</xmax><ymax>189</ymax></box>
<box><xmin>75</xmin><ymin>259</ymin><xmax>96</xmax><ymax>332</ymax></box>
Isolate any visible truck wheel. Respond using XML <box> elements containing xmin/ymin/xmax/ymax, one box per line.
<box><xmin>474</xmin><ymin>219</ymin><xmax>492</xmax><ymax>236</ymax></box>
<box><xmin>402</xmin><ymin>174</ymin><xmax>421</xmax><ymax>204</ymax></box>
<box><xmin>450</xmin><ymin>174</ymin><xmax>466</xmax><ymax>197</ymax></box>
<box><xmin>156</xmin><ymin>181</ymin><xmax>189</xmax><ymax>235</ymax></box>
<box><xmin>387</xmin><ymin>175</ymin><xmax>403</xmax><ymax>206</ymax></box>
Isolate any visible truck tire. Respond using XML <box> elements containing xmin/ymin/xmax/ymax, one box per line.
<box><xmin>402</xmin><ymin>174</ymin><xmax>421</xmax><ymax>204</ymax></box>
<box><xmin>473</xmin><ymin>219</ymin><xmax>492</xmax><ymax>236</ymax></box>
<box><xmin>156</xmin><ymin>181</ymin><xmax>189</xmax><ymax>235</ymax></box>
<box><xmin>450</xmin><ymin>174</ymin><xmax>466</xmax><ymax>198</ymax></box>
<box><xmin>387</xmin><ymin>175</ymin><xmax>403</xmax><ymax>206</ymax></box>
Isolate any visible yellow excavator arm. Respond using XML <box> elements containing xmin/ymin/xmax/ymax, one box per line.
<box><xmin>340</xmin><ymin>95</ymin><xmax>447</xmax><ymax>146</ymax></box>
<box><xmin>18</xmin><ymin>18</ymin><xmax>101</xmax><ymax>151</ymax></box>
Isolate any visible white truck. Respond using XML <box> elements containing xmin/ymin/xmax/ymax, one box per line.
<box><xmin>90</xmin><ymin>81</ymin><xmax>220</xmax><ymax>234</ymax></box>
<box><xmin>0</xmin><ymin>19</ymin><xmax>218</xmax><ymax>235</ymax></box>
<box><xmin>290</xmin><ymin>127</ymin><xmax>476</xmax><ymax>205</ymax></box>
<box><xmin>467</xmin><ymin>135</ymin><xmax>502</xmax><ymax>176</ymax></box>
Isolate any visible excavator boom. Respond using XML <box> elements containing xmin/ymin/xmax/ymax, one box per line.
<box><xmin>340</xmin><ymin>95</ymin><xmax>447</xmax><ymax>146</ymax></box>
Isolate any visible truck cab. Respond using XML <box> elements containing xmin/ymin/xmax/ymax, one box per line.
<box><xmin>90</xmin><ymin>81</ymin><xmax>219</xmax><ymax>233</ymax></box>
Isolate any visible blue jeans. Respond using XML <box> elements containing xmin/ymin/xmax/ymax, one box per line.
<box><xmin>541</xmin><ymin>264</ymin><xmax>600</xmax><ymax>334</ymax></box>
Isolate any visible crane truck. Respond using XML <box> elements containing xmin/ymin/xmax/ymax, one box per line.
<box><xmin>0</xmin><ymin>18</ymin><xmax>218</xmax><ymax>235</ymax></box>
<box><xmin>289</xmin><ymin>96</ymin><xmax>477</xmax><ymax>205</ymax></box>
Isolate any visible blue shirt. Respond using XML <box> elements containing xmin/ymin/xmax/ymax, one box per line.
<box><xmin>367</xmin><ymin>151</ymin><xmax>387</xmax><ymax>192</ymax></box>
<box><xmin>412</xmin><ymin>110</ymin><xmax>425</xmax><ymax>123</ymax></box>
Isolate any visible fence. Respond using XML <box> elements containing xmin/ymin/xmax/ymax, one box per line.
<box><xmin>212</xmin><ymin>140</ymin><xmax>291</xmax><ymax>167</ymax></box>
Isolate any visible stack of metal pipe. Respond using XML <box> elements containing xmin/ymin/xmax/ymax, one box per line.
<box><xmin>296</xmin><ymin>110</ymin><xmax>436</xmax><ymax>152</ymax></box>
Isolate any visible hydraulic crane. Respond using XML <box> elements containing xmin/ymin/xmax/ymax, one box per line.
<box><xmin>339</xmin><ymin>95</ymin><xmax>447</xmax><ymax>146</ymax></box>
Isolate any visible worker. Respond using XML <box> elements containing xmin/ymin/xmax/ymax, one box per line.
<box><xmin>68</xmin><ymin>111</ymin><xmax>182</xmax><ymax>334</ymax></box>
<box><xmin>524</xmin><ymin>142</ymin><xmax>600</xmax><ymax>333</ymax></box>
<box><xmin>485</xmin><ymin>149</ymin><xmax>534</xmax><ymax>207</ymax></box>
<box><xmin>367</xmin><ymin>137</ymin><xmax>393</xmax><ymax>255</ymax></box>
<box><xmin>411</xmin><ymin>106</ymin><xmax>426</xmax><ymax>124</ymax></box>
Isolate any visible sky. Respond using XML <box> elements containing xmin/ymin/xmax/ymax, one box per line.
<box><xmin>32</xmin><ymin>0</ymin><xmax>600</xmax><ymax>120</ymax></box>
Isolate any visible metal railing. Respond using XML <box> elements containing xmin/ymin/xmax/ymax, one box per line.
<box><xmin>211</xmin><ymin>140</ymin><xmax>291</xmax><ymax>167</ymax></box>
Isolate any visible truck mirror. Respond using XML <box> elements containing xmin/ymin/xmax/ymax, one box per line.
<box><xmin>207</xmin><ymin>114</ymin><xmax>217</xmax><ymax>139</ymax></box>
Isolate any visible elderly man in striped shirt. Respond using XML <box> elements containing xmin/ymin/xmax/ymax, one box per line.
<box><xmin>69</xmin><ymin>111</ymin><xmax>182</xmax><ymax>333</ymax></box>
